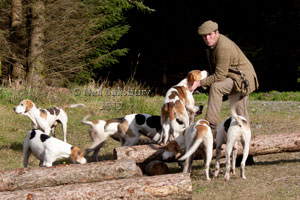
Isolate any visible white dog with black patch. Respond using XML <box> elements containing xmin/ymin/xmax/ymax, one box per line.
<box><xmin>23</xmin><ymin>129</ymin><xmax>87</xmax><ymax>167</ymax></box>
<box><xmin>214</xmin><ymin>94</ymin><xmax>252</xmax><ymax>181</ymax></box>
<box><xmin>14</xmin><ymin>99</ymin><xmax>84</xmax><ymax>142</ymax></box>
<box><xmin>82</xmin><ymin>113</ymin><xmax>162</xmax><ymax>161</ymax></box>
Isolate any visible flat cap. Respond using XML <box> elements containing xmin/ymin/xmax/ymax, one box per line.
<box><xmin>198</xmin><ymin>20</ymin><xmax>218</xmax><ymax>35</ymax></box>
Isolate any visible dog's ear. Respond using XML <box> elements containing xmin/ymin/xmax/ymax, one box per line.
<box><xmin>187</xmin><ymin>70</ymin><xmax>202</xmax><ymax>85</ymax></box>
<box><xmin>174</xmin><ymin>142</ymin><xmax>180</xmax><ymax>153</ymax></box>
<box><xmin>165</xmin><ymin>140</ymin><xmax>180</xmax><ymax>153</ymax></box>
<box><xmin>24</xmin><ymin>100</ymin><xmax>33</xmax><ymax>112</ymax></box>
<box><xmin>70</xmin><ymin>146</ymin><xmax>80</xmax><ymax>163</ymax></box>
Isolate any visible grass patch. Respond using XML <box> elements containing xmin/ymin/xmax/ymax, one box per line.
<box><xmin>250</xmin><ymin>91</ymin><xmax>300</xmax><ymax>101</ymax></box>
<box><xmin>191</xmin><ymin>152</ymin><xmax>300</xmax><ymax>200</ymax></box>
<box><xmin>195</xmin><ymin>90</ymin><xmax>300</xmax><ymax>102</ymax></box>
<box><xmin>0</xmin><ymin>85</ymin><xmax>299</xmax><ymax>199</ymax></box>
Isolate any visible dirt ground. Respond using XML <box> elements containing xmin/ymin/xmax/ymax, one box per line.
<box><xmin>191</xmin><ymin>100</ymin><xmax>300</xmax><ymax>200</ymax></box>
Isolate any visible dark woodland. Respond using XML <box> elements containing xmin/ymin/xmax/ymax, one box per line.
<box><xmin>0</xmin><ymin>0</ymin><xmax>299</xmax><ymax>93</ymax></box>
<box><xmin>101</xmin><ymin>0</ymin><xmax>300</xmax><ymax>93</ymax></box>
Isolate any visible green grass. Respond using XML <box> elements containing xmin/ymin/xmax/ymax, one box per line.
<box><xmin>249</xmin><ymin>90</ymin><xmax>300</xmax><ymax>101</ymax></box>
<box><xmin>194</xmin><ymin>90</ymin><xmax>300</xmax><ymax>102</ymax></box>
<box><xmin>0</xmin><ymin>85</ymin><xmax>299</xmax><ymax>199</ymax></box>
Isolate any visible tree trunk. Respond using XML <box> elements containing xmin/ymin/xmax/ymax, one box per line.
<box><xmin>114</xmin><ymin>143</ymin><xmax>164</xmax><ymax>163</ymax></box>
<box><xmin>114</xmin><ymin>132</ymin><xmax>300</xmax><ymax>163</ymax></box>
<box><xmin>0</xmin><ymin>159</ymin><xmax>142</xmax><ymax>192</ymax></box>
<box><xmin>0</xmin><ymin>173</ymin><xmax>192</xmax><ymax>200</ymax></box>
<box><xmin>12</xmin><ymin>0</ymin><xmax>22</xmax><ymax>28</ymax></box>
<box><xmin>0</xmin><ymin>56</ymin><xmax>2</xmax><ymax>77</ymax></box>
<box><xmin>241</xmin><ymin>132</ymin><xmax>300</xmax><ymax>155</ymax></box>
<box><xmin>27</xmin><ymin>0</ymin><xmax>45</xmax><ymax>87</ymax></box>
<box><xmin>11</xmin><ymin>0</ymin><xmax>26</xmax><ymax>87</ymax></box>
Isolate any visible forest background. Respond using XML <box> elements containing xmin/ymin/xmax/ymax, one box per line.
<box><xmin>0</xmin><ymin>0</ymin><xmax>299</xmax><ymax>93</ymax></box>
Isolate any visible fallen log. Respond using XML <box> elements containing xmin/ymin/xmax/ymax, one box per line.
<box><xmin>247</xmin><ymin>132</ymin><xmax>300</xmax><ymax>155</ymax></box>
<box><xmin>0</xmin><ymin>158</ymin><xmax>142</xmax><ymax>192</ymax></box>
<box><xmin>114</xmin><ymin>132</ymin><xmax>300</xmax><ymax>163</ymax></box>
<box><xmin>0</xmin><ymin>173</ymin><xmax>192</xmax><ymax>200</ymax></box>
<box><xmin>113</xmin><ymin>143</ymin><xmax>164</xmax><ymax>163</ymax></box>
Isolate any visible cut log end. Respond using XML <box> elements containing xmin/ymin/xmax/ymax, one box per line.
<box><xmin>145</xmin><ymin>160</ymin><xmax>169</xmax><ymax>176</ymax></box>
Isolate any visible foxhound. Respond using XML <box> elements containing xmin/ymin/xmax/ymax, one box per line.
<box><xmin>162</xmin><ymin>119</ymin><xmax>213</xmax><ymax>180</ymax></box>
<box><xmin>82</xmin><ymin>113</ymin><xmax>162</xmax><ymax>161</ymax></box>
<box><xmin>14</xmin><ymin>99</ymin><xmax>85</xmax><ymax>142</ymax></box>
<box><xmin>23</xmin><ymin>129</ymin><xmax>87</xmax><ymax>167</ymax></box>
<box><xmin>214</xmin><ymin>94</ymin><xmax>252</xmax><ymax>181</ymax></box>
<box><xmin>160</xmin><ymin>70</ymin><xmax>208</xmax><ymax>143</ymax></box>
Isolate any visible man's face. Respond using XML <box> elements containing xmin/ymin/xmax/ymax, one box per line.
<box><xmin>202</xmin><ymin>31</ymin><xmax>219</xmax><ymax>47</ymax></box>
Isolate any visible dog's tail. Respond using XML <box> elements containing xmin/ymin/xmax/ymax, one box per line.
<box><xmin>63</xmin><ymin>104</ymin><xmax>85</xmax><ymax>110</ymax></box>
<box><xmin>81</xmin><ymin>114</ymin><xmax>94</xmax><ymax>127</ymax></box>
<box><xmin>178</xmin><ymin>137</ymin><xmax>203</xmax><ymax>161</ymax></box>
<box><xmin>178</xmin><ymin>123</ymin><xmax>209</xmax><ymax>161</ymax></box>
<box><xmin>230</xmin><ymin>94</ymin><xmax>248</xmax><ymax>126</ymax></box>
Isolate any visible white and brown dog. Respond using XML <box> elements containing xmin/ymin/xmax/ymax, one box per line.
<box><xmin>23</xmin><ymin>129</ymin><xmax>87</xmax><ymax>167</ymax></box>
<box><xmin>14</xmin><ymin>99</ymin><xmax>85</xmax><ymax>142</ymax></box>
<box><xmin>214</xmin><ymin>94</ymin><xmax>252</xmax><ymax>181</ymax></box>
<box><xmin>160</xmin><ymin>70</ymin><xmax>208</xmax><ymax>143</ymax></box>
<box><xmin>162</xmin><ymin>119</ymin><xmax>213</xmax><ymax>180</ymax></box>
<box><xmin>82</xmin><ymin>113</ymin><xmax>162</xmax><ymax>161</ymax></box>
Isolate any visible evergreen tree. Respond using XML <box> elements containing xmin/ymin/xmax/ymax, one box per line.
<box><xmin>0</xmin><ymin>0</ymin><xmax>152</xmax><ymax>87</ymax></box>
<box><xmin>79</xmin><ymin>0</ymin><xmax>153</xmax><ymax>83</ymax></box>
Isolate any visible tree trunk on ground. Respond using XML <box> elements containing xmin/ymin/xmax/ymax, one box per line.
<box><xmin>27</xmin><ymin>0</ymin><xmax>45</xmax><ymax>87</ymax></box>
<box><xmin>0</xmin><ymin>173</ymin><xmax>192</xmax><ymax>200</ymax></box>
<box><xmin>0</xmin><ymin>159</ymin><xmax>142</xmax><ymax>192</ymax></box>
<box><xmin>204</xmin><ymin>132</ymin><xmax>300</xmax><ymax>159</ymax></box>
<box><xmin>114</xmin><ymin>132</ymin><xmax>300</xmax><ymax>163</ymax></box>
<box><xmin>114</xmin><ymin>143</ymin><xmax>164</xmax><ymax>163</ymax></box>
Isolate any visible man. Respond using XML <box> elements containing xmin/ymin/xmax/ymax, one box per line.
<box><xmin>189</xmin><ymin>20</ymin><xmax>259</xmax><ymax>132</ymax></box>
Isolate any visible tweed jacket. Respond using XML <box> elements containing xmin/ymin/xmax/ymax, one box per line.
<box><xmin>200</xmin><ymin>34</ymin><xmax>259</xmax><ymax>94</ymax></box>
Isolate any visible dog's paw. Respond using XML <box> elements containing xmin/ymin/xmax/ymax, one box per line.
<box><xmin>224</xmin><ymin>173</ymin><xmax>230</xmax><ymax>181</ymax></box>
<box><xmin>214</xmin><ymin>171</ymin><xmax>219</xmax><ymax>178</ymax></box>
<box><xmin>230</xmin><ymin>168</ymin><xmax>236</xmax><ymax>175</ymax></box>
